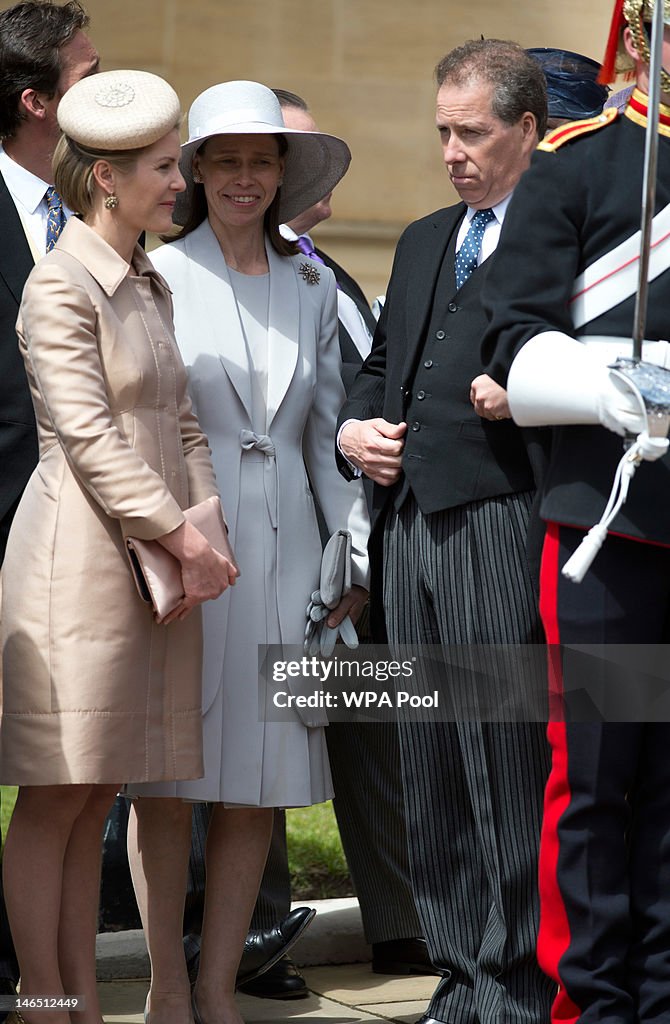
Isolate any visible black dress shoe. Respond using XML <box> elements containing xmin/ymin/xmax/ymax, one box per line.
<box><xmin>237</xmin><ymin>954</ymin><xmax>308</xmax><ymax>1000</ymax></box>
<box><xmin>236</xmin><ymin>906</ymin><xmax>315</xmax><ymax>987</ymax></box>
<box><xmin>185</xmin><ymin>905</ymin><xmax>315</xmax><ymax>988</ymax></box>
<box><xmin>372</xmin><ymin>937</ymin><xmax>441</xmax><ymax>976</ymax></box>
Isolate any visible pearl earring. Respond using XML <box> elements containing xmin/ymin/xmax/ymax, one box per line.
<box><xmin>104</xmin><ymin>194</ymin><xmax>119</xmax><ymax>209</ymax></box>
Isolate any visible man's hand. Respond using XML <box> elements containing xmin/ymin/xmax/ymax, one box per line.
<box><xmin>327</xmin><ymin>585</ymin><xmax>368</xmax><ymax>629</ymax></box>
<box><xmin>340</xmin><ymin>418</ymin><xmax>407</xmax><ymax>486</ymax></box>
<box><xmin>470</xmin><ymin>374</ymin><xmax>511</xmax><ymax>420</ymax></box>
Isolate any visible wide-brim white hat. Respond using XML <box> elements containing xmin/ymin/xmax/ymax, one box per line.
<box><xmin>174</xmin><ymin>80</ymin><xmax>351</xmax><ymax>226</ymax></box>
<box><xmin>57</xmin><ymin>69</ymin><xmax>181</xmax><ymax>150</ymax></box>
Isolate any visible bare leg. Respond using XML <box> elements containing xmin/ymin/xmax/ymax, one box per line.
<box><xmin>58</xmin><ymin>784</ymin><xmax>119</xmax><ymax>1024</ymax></box>
<box><xmin>194</xmin><ymin>805</ymin><xmax>273</xmax><ymax>1024</ymax></box>
<box><xmin>128</xmin><ymin>798</ymin><xmax>193</xmax><ymax>1024</ymax></box>
<box><xmin>3</xmin><ymin>784</ymin><xmax>115</xmax><ymax>1024</ymax></box>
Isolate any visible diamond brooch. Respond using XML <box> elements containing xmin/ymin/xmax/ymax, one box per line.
<box><xmin>299</xmin><ymin>262</ymin><xmax>320</xmax><ymax>285</ymax></box>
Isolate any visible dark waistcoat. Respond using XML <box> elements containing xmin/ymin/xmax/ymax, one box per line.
<box><xmin>395</xmin><ymin>230</ymin><xmax>534</xmax><ymax>514</ymax></box>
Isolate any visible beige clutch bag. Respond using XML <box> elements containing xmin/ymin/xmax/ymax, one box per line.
<box><xmin>126</xmin><ymin>495</ymin><xmax>238</xmax><ymax>621</ymax></box>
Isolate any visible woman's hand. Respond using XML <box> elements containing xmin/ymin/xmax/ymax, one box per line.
<box><xmin>326</xmin><ymin>584</ymin><xmax>369</xmax><ymax>629</ymax></box>
<box><xmin>156</xmin><ymin>519</ymin><xmax>239</xmax><ymax>624</ymax></box>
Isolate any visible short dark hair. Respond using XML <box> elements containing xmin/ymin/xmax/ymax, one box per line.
<box><xmin>168</xmin><ymin>133</ymin><xmax>296</xmax><ymax>258</ymax></box>
<box><xmin>272</xmin><ymin>88</ymin><xmax>309</xmax><ymax>112</ymax></box>
<box><xmin>0</xmin><ymin>0</ymin><xmax>89</xmax><ymax>140</ymax></box>
<box><xmin>435</xmin><ymin>38</ymin><xmax>548</xmax><ymax>140</ymax></box>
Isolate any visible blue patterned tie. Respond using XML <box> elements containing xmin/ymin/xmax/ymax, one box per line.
<box><xmin>45</xmin><ymin>186</ymin><xmax>65</xmax><ymax>252</ymax></box>
<box><xmin>454</xmin><ymin>208</ymin><xmax>495</xmax><ymax>290</ymax></box>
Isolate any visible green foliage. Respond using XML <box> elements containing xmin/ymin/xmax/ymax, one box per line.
<box><xmin>286</xmin><ymin>800</ymin><xmax>354</xmax><ymax>900</ymax></box>
<box><xmin>1</xmin><ymin>787</ymin><xmax>17</xmax><ymax>844</ymax></box>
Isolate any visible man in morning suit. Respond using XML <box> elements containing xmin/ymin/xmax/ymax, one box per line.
<box><xmin>480</xmin><ymin>2</ymin><xmax>670</xmax><ymax>1019</ymax></box>
<box><xmin>338</xmin><ymin>40</ymin><xmax>554</xmax><ymax>1024</ymax></box>
<box><xmin>0</xmin><ymin>0</ymin><xmax>99</xmax><ymax>1010</ymax></box>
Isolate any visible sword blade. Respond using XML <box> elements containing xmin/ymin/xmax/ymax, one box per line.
<box><xmin>633</xmin><ymin>0</ymin><xmax>665</xmax><ymax>360</ymax></box>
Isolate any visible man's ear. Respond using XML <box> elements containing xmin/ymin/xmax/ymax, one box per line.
<box><xmin>521</xmin><ymin>111</ymin><xmax>539</xmax><ymax>146</ymax></box>
<box><xmin>19</xmin><ymin>87</ymin><xmax>49</xmax><ymax>123</ymax></box>
<box><xmin>623</xmin><ymin>25</ymin><xmax>642</xmax><ymax>63</ymax></box>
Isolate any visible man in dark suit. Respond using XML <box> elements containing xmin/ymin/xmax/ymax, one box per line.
<box><xmin>0</xmin><ymin>0</ymin><xmax>98</xmax><ymax>1011</ymax></box>
<box><xmin>338</xmin><ymin>40</ymin><xmax>554</xmax><ymax>1024</ymax></box>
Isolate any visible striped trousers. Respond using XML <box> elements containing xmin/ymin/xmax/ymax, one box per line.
<box><xmin>383</xmin><ymin>492</ymin><xmax>554</xmax><ymax>1024</ymax></box>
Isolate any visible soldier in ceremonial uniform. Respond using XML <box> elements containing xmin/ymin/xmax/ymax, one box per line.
<box><xmin>480</xmin><ymin>2</ymin><xmax>670</xmax><ymax>1022</ymax></box>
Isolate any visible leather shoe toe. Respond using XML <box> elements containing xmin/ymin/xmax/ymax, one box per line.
<box><xmin>185</xmin><ymin>906</ymin><xmax>315</xmax><ymax>989</ymax></box>
<box><xmin>238</xmin><ymin>954</ymin><xmax>308</xmax><ymax>1000</ymax></box>
<box><xmin>236</xmin><ymin>905</ymin><xmax>315</xmax><ymax>987</ymax></box>
<box><xmin>372</xmin><ymin>937</ymin><xmax>440</xmax><ymax>976</ymax></box>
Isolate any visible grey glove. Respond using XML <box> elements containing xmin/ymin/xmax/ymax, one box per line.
<box><xmin>304</xmin><ymin>589</ymin><xmax>359</xmax><ymax>656</ymax></box>
<box><xmin>303</xmin><ymin>531</ymin><xmax>359</xmax><ymax>656</ymax></box>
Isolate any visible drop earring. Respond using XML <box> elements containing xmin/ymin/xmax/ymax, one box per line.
<box><xmin>104</xmin><ymin>194</ymin><xmax>119</xmax><ymax>209</ymax></box>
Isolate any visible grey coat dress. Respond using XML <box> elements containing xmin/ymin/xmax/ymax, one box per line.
<box><xmin>131</xmin><ymin>219</ymin><xmax>370</xmax><ymax>806</ymax></box>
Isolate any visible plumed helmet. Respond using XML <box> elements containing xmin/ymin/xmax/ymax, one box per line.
<box><xmin>600</xmin><ymin>0</ymin><xmax>670</xmax><ymax>83</ymax></box>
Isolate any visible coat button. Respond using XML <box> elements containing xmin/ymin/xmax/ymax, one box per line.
<box><xmin>436</xmin><ymin>330</ymin><xmax>446</xmax><ymax>339</ymax></box>
<box><xmin>417</xmin><ymin>390</ymin><xmax>426</xmax><ymax>400</ymax></box>
<box><xmin>411</xmin><ymin>421</ymin><xmax>421</xmax><ymax>432</ymax></box>
<box><xmin>447</xmin><ymin>302</ymin><xmax>458</xmax><ymax>313</ymax></box>
<box><xmin>424</xmin><ymin>359</ymin><xmax>433</xmax><ymax>368</ymax></box>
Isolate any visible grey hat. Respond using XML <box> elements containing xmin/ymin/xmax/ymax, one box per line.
<box><xmin>57</xmin><ymin>69</ymin><xmax>181</xmax><ymax>150</ymax></box>
<box><xmin>174</xmin><ymin>80</ymin><xmax>351</xmax><ymax>226</ymax></box>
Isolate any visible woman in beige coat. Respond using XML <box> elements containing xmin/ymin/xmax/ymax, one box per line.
<box><xmin>0</xmin><ymin>72</ymin><xmax>236</xmax><ymax>1024</ymax></box>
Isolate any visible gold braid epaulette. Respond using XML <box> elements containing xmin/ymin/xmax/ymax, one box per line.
<box><xmin>537</xmin><ymin>107</ymin><xmax>618</xmax><ymax>153</ymax></box>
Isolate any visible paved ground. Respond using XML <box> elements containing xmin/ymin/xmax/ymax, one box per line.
<box><xmin>95</xmin><ymin>898</ymin><xmax>438</xmax><ymax>1023</ymax></box>
<box><xmin>99</xmin><ymin>964</ymin><xmax>438</xmax><ymax>1024</ymax></box>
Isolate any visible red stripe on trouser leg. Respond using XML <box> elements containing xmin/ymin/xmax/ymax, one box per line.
<box><xmin>537</xmin><ymin>523</ymin><xmax>582</xmax><ymax>1024</ymax></box>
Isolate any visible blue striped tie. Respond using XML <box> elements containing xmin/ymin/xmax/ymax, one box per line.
<box><xmin>45</xmin><ymin>186</ymin><xmax>65</xmax><ymax>252</ymax></box>
<box><xmin>454</xmin><ymin>208</ymin><xmax>495</xmax><ymax>290</ymax></box>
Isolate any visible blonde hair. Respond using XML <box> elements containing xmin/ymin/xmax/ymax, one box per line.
<box><xmin>52</xmin><ymin>120</ymin><xmax>181</xmax><ymax>216</ymax></box>
<box><xmin>52</xmin><ymin>133</ymin><xmax>140</xmax><ymax>216</ymax></box>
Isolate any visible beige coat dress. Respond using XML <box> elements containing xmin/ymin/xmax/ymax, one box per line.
<box><xmin>0</xmin><ymin>217</ymin><xmax>218</xmax><ymax>786</ymax></box>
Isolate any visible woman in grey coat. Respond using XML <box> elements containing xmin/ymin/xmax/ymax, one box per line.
<box><xmin>128</xmin><ymin>81</ymin><xmax>370</xmax><ymax>1024</ymax></box>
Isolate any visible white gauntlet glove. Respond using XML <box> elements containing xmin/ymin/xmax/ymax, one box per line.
<box><xmin>507</xmin><ymin>332</ymin><xmax>670</xmax><ymax>582</ymax></box>
<box><xmin>507</xmin><ymin>331</ymin><xmax>647</xmax><ymax>436</ymax></box>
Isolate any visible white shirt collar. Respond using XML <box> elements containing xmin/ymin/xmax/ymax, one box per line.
<box><xmin>464</xmin><ymin>192</ymin><xmax>513</xmax><ymax>226</ymax></box>
<box><xmin>0</xmin><ymin>143</ymin><xmax>51</xmax><ymax>215</ymax></box>
<box><xmin>279</xmin><ymin>223</ymin><xmax>299</xmax><ymax>242</ymax></box>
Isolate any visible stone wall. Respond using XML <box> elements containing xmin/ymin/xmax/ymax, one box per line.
<box><xmin>4</xmin><ymin>0</ymin><xmax>614</xmax><ymax>297</ymax></box>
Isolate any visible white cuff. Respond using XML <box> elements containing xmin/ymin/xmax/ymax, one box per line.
<box><xmin>337</xmin><ymin>419</ymin><xmax>363</xmax><ymax>477</ymax></box>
